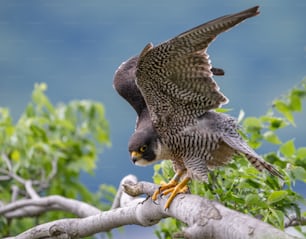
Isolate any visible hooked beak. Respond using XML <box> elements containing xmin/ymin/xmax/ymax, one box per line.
<box><xmin>131</xmin><ymin>151</ymin><xmax>142</xmax><ymax>164</ymax></box>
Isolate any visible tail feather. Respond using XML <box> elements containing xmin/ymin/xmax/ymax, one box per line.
<box><xmin>246</xmin><ymin>154</ymin><xmax>283</xmax><ymax>180</ymax></box>
<box><xmin>222</xmin><ymin>130</ymin><xmax>283</xmax><ymax>180</ymax></box>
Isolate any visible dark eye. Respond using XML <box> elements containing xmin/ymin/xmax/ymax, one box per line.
<box><xmin>139</xmin><ymin>145</ymin><xmax>147</xmax><ymax>153</ymax></box>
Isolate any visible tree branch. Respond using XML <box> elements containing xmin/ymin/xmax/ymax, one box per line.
<box><xmin>10</xmin><ymin>175</ymin><xmax>299</xmax><ymax>239</ymax></box>
<box><xmin>0</xmin><ymin>195</ymin><xmax>101</xmax><ymax>219</ymax></box>
<box><xmin>122</xmin><ymin>177</ymin><xmax>299</xmax><ymax>239</ymax></box>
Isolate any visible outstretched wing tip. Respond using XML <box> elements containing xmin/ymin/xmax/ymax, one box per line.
<box><xmin>133</xmin><ymin>6</ymin><xmax>260</xmax><ymax>126</ymax></box>
<box><xmin>251</xmin><ymin>5</ymin><xmax>260</xmax><ymax>14</ymax></box>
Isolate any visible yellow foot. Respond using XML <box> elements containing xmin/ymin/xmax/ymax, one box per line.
<box><xmin>152</xmin><ymin>180</ymin><xmax>177</xmax><ymax>201</ymax></box>
<box><xmin>151</xmin><ymin>170</ymin><xmax>189</xmax><ymax>209</ymax></box>
<box><xmin>162</xmin><ymin>185</ymin><xmax>188</xmax><ymax>197</ymax></box>
<box><xmin>164</xmin><ymin>177</ymin><xmax>190</xmax><ymax>209</ymax></box>
<box><xmin>152</xmin><ymin>170</ymin><xmax>185</xmax><ymax>201</ymax></box>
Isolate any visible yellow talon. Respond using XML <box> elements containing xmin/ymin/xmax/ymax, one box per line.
<box><xmin>162</xmin><ymin>185</ymin><xmax>188</xmax><ymax>196</ymax></box>
<box><xmin>151</xmin><ymin>170</ymin><xmax>189</xmax><ymax>209</ymax></box>
<box><xmin>152</xmin><ymin>179</ymin><xmax>178</xmax><ymax>201</ymax></box>
<box><xmin>152</xmin><ymin>169</ymin><xmax>185</xmax><ymax>202</ymax></box>
<box><xmin>164</xmin><ymin>177</ymin><xmax>190</xmax><ymax>209</ymax></box>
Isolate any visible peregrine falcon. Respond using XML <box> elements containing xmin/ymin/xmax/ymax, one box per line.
<box><xmin>114</xmin><ymin>6</ymin><xmax>283</xmax><ymax>209</ymax></box>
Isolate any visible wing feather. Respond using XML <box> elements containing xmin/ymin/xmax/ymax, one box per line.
<box><xmin>113</xmin><ymin>56</ymin><xmax>146</xmax><ymax>117</ymax></box>
<box><xmin>136</xmin><ymin>6</ymin><xmax>259</xmax><ymax>131</ymax></box>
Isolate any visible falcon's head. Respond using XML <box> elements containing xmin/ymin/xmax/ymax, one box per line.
<box><xmin>128</xmin><ymin>127</ymin><xmax>163</xmax><ymax>166</ymax></box>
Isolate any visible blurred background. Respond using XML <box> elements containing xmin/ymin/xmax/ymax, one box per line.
<box><xmin>0</xmin><ymin>0</ymin><xmax>305</xmax><ymax>238</ymax></box>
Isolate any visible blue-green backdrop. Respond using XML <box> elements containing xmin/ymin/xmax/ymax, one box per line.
<box><xmin>0</xmin><ymin>1</ymin><xmax>305</xmax><ymax>238</ymax></box>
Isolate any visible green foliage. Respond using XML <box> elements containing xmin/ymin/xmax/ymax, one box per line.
<box><xmin>0</xmin><ymin>83</ymin><xmax>112</xmax><ymax>237</ymax></box>
<box><xmin>155</xmin><ymin>217</ymin><xmax>185</xmax><ymax>239</ymax></box>
<box><xmin>153</xmin><ymin>78</ymin><xmax>306</xmax><ymax>238</ymax></box>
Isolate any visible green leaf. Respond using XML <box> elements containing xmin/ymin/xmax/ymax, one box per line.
<box><xmin>0</xmin><ymin>107</ymin><xmax>11</xmax><ymax>121</ymax></box>
<box><xmin>243</xmin><ymin>117</ymin><xmax>262</xmax><ymax>130</ymax></box>
<box><xmin>245</xmin><ymin>194</ymin><xmax>266</xmax><ymax>207</ymax></box>
<box><xmin>154</xmin><ymin>163</ymin><xmax>161</xmax><ymax>172</ymax></box>
<box><xmin>263</xmin><ymin>131</ymin><xmax>282</xmax><ymax>144</ymax></box>
<box><xmin>10</xmin><ymin>150</ymin><xmax>20</xmax><ymax>162</ymax></box>
<box><xmin>32</xmin><ymin>83</ymin><xmax>55</xmax><ymax>114</ymax></box>
<box><xmin>268</xmin><ymin>190</ymin><xmax>288</xmax><ymax>204</ymax></box>
<box><xmin>260</xmin><ymin>115</ymin><xmax>287</xmax><ymax>130</ymax></box>
<box><xmin>291</xmin><ymin>166</ymin><xmax>306</xmax><ymax>182</ymax></box>
<box><xmin>279</xmin><ymin>139</ymin><xmax>295</xmax><ymax>157</ymax></box>
<box><xmin>268</xmin><ymin>209</ymin><xmax>285</xmax><ymax>229</ymax></box>
<box><xmin>273</xmin><ymin>100</ymin><xmax>295</xmax><ymax>126</ymax></box>
<box><xmin>289</xmin><ymin>89</ymin><xmax>302</xmax><ymax>111</ymax></box>
<box><xmin>296</xmin><ymin>147</ymin><xmax>306</xmax><ymax>159</ymax></box>
<box><xmin>270</xmin><ymin>118</ymin><xmax>286</xmax><ymax>130</ymax></box>
<box><xmin>215</xmin><ymin>108</ymin><xmax>232</xmax><ymax>113</ymax></box>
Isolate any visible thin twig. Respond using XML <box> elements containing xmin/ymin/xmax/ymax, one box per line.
<box><xmin>47</xmin><ymin>157</ymin><xmax>58</xmax><ymax>182</ymax></box>
<box><xmin>11</xmin><ymin>185</ymin><xmax>20</xmax><ymax>202</ymax></box>
<box><xmin>0</xmin><ymin>175</ymin><xmax>11</xmax><ymax>181</ymax></box>
<box><xmin>25</xmin><ymin>181</ymin><xmax>40</xmax><ymax>199</ymax></box>
<box><xmin>1</xmin><ymin>153</ymin><xmax>12</xmax><ymax>171</ymax></box>
<box><xmin>285</xmin><ymin>215</ymin><xmax>306</xmax><ymax>227</ymax></box>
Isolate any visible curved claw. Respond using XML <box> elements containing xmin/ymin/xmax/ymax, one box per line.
<box><xmin>152</xmin><ymin>198</ymin><xmax>160</xmax><ymax>205</ymax></box>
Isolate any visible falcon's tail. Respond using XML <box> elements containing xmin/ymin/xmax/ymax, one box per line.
<box><xmin>246</xmin><ymin>154</ymin><xmax>284</xmax><ymax>180</ymax></box>
<box><xmin>222</xmin><ymin>126</ymin><xmax>283</xmax><ymax>180</ymax></box>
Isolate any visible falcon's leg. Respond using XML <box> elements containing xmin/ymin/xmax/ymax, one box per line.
<box><xmin>163</xmin><ymin>176</ymin><xmax>190</xmax><ymax>209</ymax></box>
<box><xmin>152</xmin><ymin>169</ymin><xmax>185</xmax><ymax>201</ymax></box>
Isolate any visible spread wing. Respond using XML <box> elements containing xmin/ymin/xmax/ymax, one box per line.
<box><xmin>114</xmin><ymin>55</ymin><xmax>225</xmax><ymax>128</ymax></box>
<box><xmin>135</xmin><ymin>6</ymin><xmax>259</xmax><ymax>133</ymax></box>
<box><xmin>114</xmin><ymin>56</ymin><xmax>225</xmax><ymax>117</ymax></box>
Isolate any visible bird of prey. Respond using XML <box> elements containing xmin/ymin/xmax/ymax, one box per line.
<box><xmin>114</xmin><ymin>6</ymin><xmax>283</xmax><ymax>209</ymax></box>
